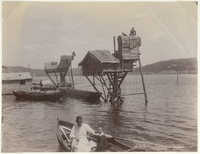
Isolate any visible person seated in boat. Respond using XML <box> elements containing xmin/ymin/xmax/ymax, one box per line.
<box><xmin>69</xmin><ymin>116</ymin><xmax>96</xmax><ymax>152</ymax></box>
<box><xmin>92</xmin><ymin>125</ymin><xmax>108</xmax><ymax>152</ymax></box>
<box><xmin>40</xmin><ymin>80</ymin><xmax>43</xmax><ymax>87</ymax></box>
<box><xmin>29</xmin><ymin>88</ymin><xmax>33</xmax><ymax>93</ymax></box>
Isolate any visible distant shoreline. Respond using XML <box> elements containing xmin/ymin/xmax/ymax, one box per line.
<box><xmin>2</xmin><ymin>58</ymin><xmax>197</xmax><ymax>76</ymax></box>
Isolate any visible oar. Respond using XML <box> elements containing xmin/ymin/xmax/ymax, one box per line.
<box><xmin>61</xmin><ymin>125</ymin><xmax>72</xmax><ymax>132</ymax></box>
<box><xmin>60</xmin><ymin>125</ymin><xmax>70</xmax><ymax>143</ymax></box>
<box><xmin>125</xmin><ymin>145</ymin><xmax>146</xmax><ymax>152</ymax></box>
<box><xmin>113</xmin><ymin>137</ymin><xmax>157</xmax><ymax>146</ymax></box>
<box><xmin>114</xmin><ymin>137</ymin><xmax>175</xmax><ymax>151</ymax></box>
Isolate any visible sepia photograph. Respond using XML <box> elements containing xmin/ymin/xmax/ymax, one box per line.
<box><xmin>1</xmin><ymin>0</ymin><xmax>198</xmax><ymax>152</ymax></box>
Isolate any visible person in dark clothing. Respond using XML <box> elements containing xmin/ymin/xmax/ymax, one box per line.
<box><xmin>129</xmin><ymin>27</ymin><xmax>136</xmax><ymax>36</ymax></box>
<box><xmin>40</xmin><ymin>80</ymin><xmax>43</xmax><ymax>87</ymax></box>
<box><xmin>95</xmin><ymin>125</ymin><xmax>107</xmax><ymax>152</ymax></box>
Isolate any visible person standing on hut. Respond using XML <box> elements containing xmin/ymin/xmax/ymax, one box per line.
<box><xmin>129</xmin><ymin>27</ymin><xmax>136</xmax><ymax>36</ymax></box>
<box><xmin>69</xmin><ymin>116</ymin><xmax>95</xmax><ymax>152</ymax></box>
<box><xmin>94</xmin><ymin>125</ymin><xmax>108</xmax><ymax>152</ymax></box>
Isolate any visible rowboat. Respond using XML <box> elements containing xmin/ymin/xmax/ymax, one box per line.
<box><xmin>56</xmin><ymin>119</ymin><xmax>146</xmax><ymax>152</ymax></box>
<box><xmin>13</xmin><ymin>90</ymin><xmax>65</xmax><ymax>101</ymax></box>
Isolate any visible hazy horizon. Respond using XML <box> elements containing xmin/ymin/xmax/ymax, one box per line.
<box><xmin>2</xmin><ymin>57</ymin><xmax>196</xmax><ymax>70</ymax></box>
<box><xmin>2</xmin><ymin>1</ymin><xmax>197</xmax><ymax>69</ymax></box>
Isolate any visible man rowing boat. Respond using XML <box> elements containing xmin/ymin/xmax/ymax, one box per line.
<box><xmin>69</xmin><ymin>116</ymin><xmax>96</xmax><ymax>152</ymax></box>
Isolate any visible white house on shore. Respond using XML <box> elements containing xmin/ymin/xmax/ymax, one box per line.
<box><xmin>2</xmin><ymin>72</ymin><xmax>33</xmax><ymax>84</ymax></box>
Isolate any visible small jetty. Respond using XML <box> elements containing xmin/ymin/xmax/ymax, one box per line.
<box><xmin>79</xmin><ymin>28</ymin><xmax>148</xmax><ymax>106</ymax></box>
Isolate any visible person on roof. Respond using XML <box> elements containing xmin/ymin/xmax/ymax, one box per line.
<box><xmin>129</xmin><ymin>27</ymin><xmax>136</xmax><ymax>36</ymax></box>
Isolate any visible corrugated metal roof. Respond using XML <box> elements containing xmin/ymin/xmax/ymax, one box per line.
<box><xmin>79</xmin><ymin>50</ymin><xmax>120</xmax><ymax>66</ymax></box>
<box><xmin>2</xmin><ymin>72</ymin><xmax>32</xmax><ymax>81</ymax></box>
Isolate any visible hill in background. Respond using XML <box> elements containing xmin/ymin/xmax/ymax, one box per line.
<box><xmin>2</xmin><ymin>66</ymin><xmax>82</xmax><ymax>76</ymax></box>
<box><xmin>135</xmin><ymin>58</ymin><xmax>197</xmax><ymax>74</ymax></box>
<box><xmin>2</xmin><ymin>66</ymin><xmax>46</xmax><ymax>76</ymax></box>
<box><xmin>2</xmin><ymin>58</ymin><xmax>197</xmax><ymax>76</ymax></box>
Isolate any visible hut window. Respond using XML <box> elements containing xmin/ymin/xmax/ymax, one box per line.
<box><xmin>20</xmin><ymin>80</ymin><xmax>25</xmax><ymax>85</ymax></box>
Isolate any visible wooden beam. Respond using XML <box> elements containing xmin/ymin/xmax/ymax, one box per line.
<box><xmin>100</xmin><ymin>76</ymin><xmax>109</xmax><ymax>91</ymax></box>
<box><xmin>99</xmin><ymin>75</ymin><xmax>107</xmax><ymax>101</ymax></box>
<box><xmin>45</xmin><ymin>71</ymin><xmax>58</xmax><ymax>89</ymax></box>
<box><xmin>100</xmin><ymin>76</ymin><xmax>110</xmax><ymax>101</ymax></box>
<box><xmin>121</xmin><ymin>92</ymin><xmax>145</xmax><ymax>96</ymax></box>
<box><xmin>106</xmin><ymin>73</ymin><xmax>114</xmax><ymax>86</ymax></box>
<box><xmin>68</xmin><ymin>72</ymin><xmax>72</xmax><ymax>86</ymax></box>
<box><xmin>118</xmin><ymin>71</ymin><xmax>128</xmax><ymax>86</ymax></box>
<box><xmin>55</xmin><ymin>72</ymin><xmax>59</xmax><ymax>86</ymax></box>
<box><xmin>94</xmin><ymin>75</ymin><xmax>109</xmax><ymax>91</ymax></box>
<box><xmin>93</xmin><ymin>74</ymin><xmax>95</xmax><ymax>85</ymax></box>
<box><xmin>70</xmin><ymin>66</ymin><xmax>75</xmax><ymax>88</ymax></box>
<box><xmin>113</xmin><ymin>36</ymin><xmax>116</xmax><ymax>53</ymax></box>
<box><xmin>84</xmin><ymin>74</ymin><xmax>106</xmax><ymax>102</ymax></box>
<box><xmin>138</xmin><ymin>56</ymin><xmax>148</xmax><ymax>107</ymax></box>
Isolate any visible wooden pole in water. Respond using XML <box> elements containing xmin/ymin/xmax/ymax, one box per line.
<box><xmin>70</xmin><ymin>66</ymin><xmax>74</xmax><ymax>88</ymax></box>
<box><xmin>99</xmin><ymin>75</ymin><xmax>107</xmax><ymax>101</ymax></box>
<box><xmin>68</xmin><ymin>72</ymin><xmax>72</xmax><ymax>86</ymax></box>
<box><xmin>138</xmin><ymin>54</ymin><xmax>148</xmax><ymax>107</ymax></box>
<box><xmin>55</xmin><ymin>72</ymin><xmax>59</xmax><ymax>86</ymax></box>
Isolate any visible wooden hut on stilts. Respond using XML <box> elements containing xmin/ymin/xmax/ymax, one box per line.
<box><xmin>44</xmin><ymin>54</ymin><xmax>75</xmax><ymax>89</ymax></box>
<box><xmin>79</xmin><ymin>28</ymin><xmax>148</xmax><ymax>106</ymax></box>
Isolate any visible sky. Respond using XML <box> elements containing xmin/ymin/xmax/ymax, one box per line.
<box><xmin>2</xmin><ymin>1</ymin><xmax>198</xmax><ymax>69</ymax></box>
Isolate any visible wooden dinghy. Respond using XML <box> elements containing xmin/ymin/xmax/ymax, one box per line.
<box><xmin>13</xmin><ymin>90</ymin><xmax>65</xmax><ymax>101</ymax></box>
<box><xmin>56</xmin><ymin>119</ymin><xmax>145</xmax><ymax>152</ymax></box>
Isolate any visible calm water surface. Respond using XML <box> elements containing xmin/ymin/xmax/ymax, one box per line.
<box><xmin>2</xmin><ymin>74</ymin><xmax>197</xmax><ymax>152</ymax></box>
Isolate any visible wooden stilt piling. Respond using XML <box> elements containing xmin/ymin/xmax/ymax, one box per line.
<box><xmin>113</xmin><ymin>36</ymin><xmax>116</xmax><ymax>53</ymax></box>
<box><xmin>70</xmin><ymin>66</ymin><xmax>74</xmax><ymax>88</ymax></box>
<box><xmin>45</xmin><ymin>71</ymin><xmax>58</xmax><ymax>89</ymax></box>
<box><xmin>138</xmin><ymin>55</ymin><xmax>148</xmax><ymax>107</ymax></box>
<box><xmin>55</xmin><ymin>72</ymin><xmax>59</xmax><ymax>86</ymax></box>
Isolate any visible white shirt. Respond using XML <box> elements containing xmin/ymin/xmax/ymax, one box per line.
<box><xmin>70</xmin><ymin>123</ymin><xmax>95</xmax><ymax>139</ymax></box>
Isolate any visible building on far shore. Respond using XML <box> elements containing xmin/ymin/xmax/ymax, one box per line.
<box><xmin>2</xmin><ymin>72</ymin><xmax>33</xmax><ymax>84</ymax></box>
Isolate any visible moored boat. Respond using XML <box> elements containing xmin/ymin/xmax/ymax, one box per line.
<box><xmin>13</xmin><ymin>90</ymin><xmax>65</xmax><ymax>101</ymax></box>
<box><xmin>56</xmin><ymin>118</ymin><xmax>145</xmax><ymax>152</ymax></box>
<box><xmin>62</xmin><ymin>88</ymin><xmax>101</xmax><ymax>102</ymax></box>
<box><xmin>33</xmin><ymin>85</ymin><xmax>56</xmax><ymax>91</ymax></box>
